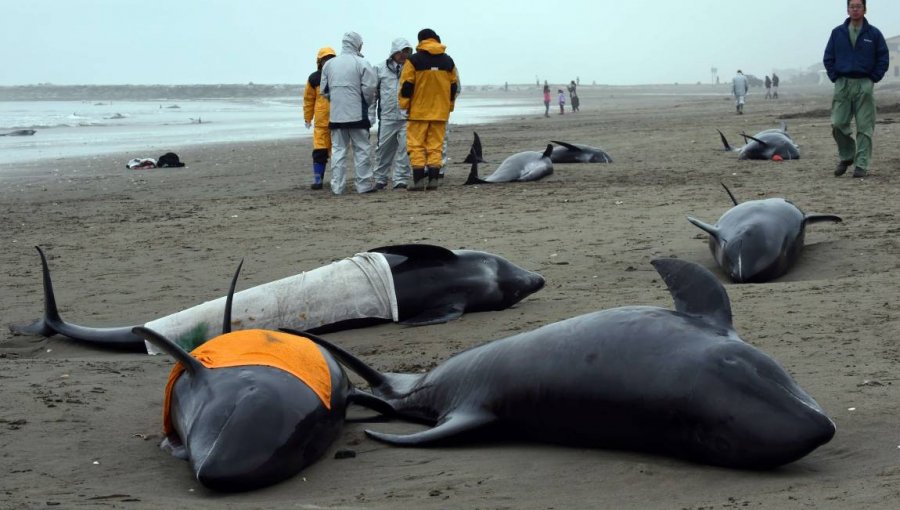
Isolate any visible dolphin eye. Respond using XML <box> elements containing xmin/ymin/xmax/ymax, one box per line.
<box><xmin>722</xmin><ymin>356</ymin><xmax>738</xmax><ymax>366</ymax></box>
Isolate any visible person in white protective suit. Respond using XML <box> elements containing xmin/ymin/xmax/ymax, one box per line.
<box><xmin>321</xmin><ymin>31</ymin><xmax>378</xmax><ymax>194</ymax></box>
<box><xmin>373</xmin><ymin>38</ymin><xmax>414</xmax><ymax>190</ymax></box>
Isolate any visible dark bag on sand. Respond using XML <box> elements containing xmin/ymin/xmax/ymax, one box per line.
<box><xmin>158</xmin><ymin>152</ymin><xmax>186</xmax><ymax>168</ymax></box>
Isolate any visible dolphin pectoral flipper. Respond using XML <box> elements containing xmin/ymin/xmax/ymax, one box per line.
<box><xmin>368</xmin><ymin>244</ymin><xmax>457</xmax><ymax>261</ymax></box>
<box><xmin>399</xmin><ymin>297</ymin><xmax>465</xmax><ymax>326</ymax></box>
<box><xmin>366</xmin><ymin>409</ymin><xmax>496</xmax><ymax>446</ymax></box>
<box><xmin>717</xmin><ymin>130</ymin><xmax>734</xmax><ymax>152</ymax></box>
<box><xmin>550</xmin><ymin>140</ymin><xmax>582</xmax><ymax>152</ymax></box>
<box><xmin>650</xmin><ymin>258</ymin><xmax>733</xmax><ymax>328</ymax></box>
<box><xmin>133</xmin><ymin>326</ymin><xmax>206</xmax><ymax>374</ymax></box>
<box><xmin>686</xmin><ymin>216</ymin><xmax>720</xmax><ymax>239</ymax></box>
<box><xmin>740</xmin><ymin>133</ymin><xmax>769</xmax><ymax>146</ymax></box>
<box><xmin>803</xmin><ymin>213</ymin><xmax>843</xmax><ymax>225</ymax></box>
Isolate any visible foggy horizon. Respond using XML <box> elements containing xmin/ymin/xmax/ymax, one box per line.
<box><xmin>3</xmin><ymin>0</ymin><xmax>899</xmax><ymax>88</ymax></box>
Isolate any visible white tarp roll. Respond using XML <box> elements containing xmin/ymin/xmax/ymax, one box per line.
<box><xmin>144</xmin><ymin>252</ymin><xmax>398</xmax><ymax>354</ymax></box>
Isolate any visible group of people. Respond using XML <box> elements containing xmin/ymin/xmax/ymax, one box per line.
<box><xmin>542</xmin><ymin>80</ymin><xmax>580</xmax><ymax>117</ymax></box>
<box><xmin>763</xmin><ymin>73</ymin><xmax>780</xmax><ymax>99</ymax></box>
<box><xmin>303</xmin><ymin>28</ymin><xmax>460</xmax><ymax>194</ymax></box>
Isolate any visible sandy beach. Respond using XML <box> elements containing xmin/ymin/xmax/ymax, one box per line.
<box><xmin>2</xmin><ymin>83</ymin><xmax>900</xmax><ymax>509</ymax></box>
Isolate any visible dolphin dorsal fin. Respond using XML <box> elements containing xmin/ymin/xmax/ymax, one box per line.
<box><xmin>651</xmin><ymin>258</ymin><xmax>733</xmax><ymax>329</ymax></box>
<box><xmin>540</xmin><ymin>144</ymin><xmax>553</xmax><ymax>159</ymax></box>
<box><xmin>222</xmin><ymin>259</ymin><xmax>244</xmax><ymax>334</ymax></box>
<box><xmin>132</xmin><ymin>326</ymin><xmax>205</xmax><ymax>374</ymax></box>
<box><xmin>686</xmin><ymin>216</ymin><xmax>721</xmax><ymax>239</ymax></box>
<box><xmin>720</xmin><ymin>182</ymin><xmax>739</xmax><ymax>206</ymax></box>
<box><xmin>550</xmin><ymin>140</ymin><xmax>580</xmax><ymax>152</ymax></box>
<box><xmin>779</xmin><ymin>121</ymin><xmax>788</xmax><ymax>132</ymax></box>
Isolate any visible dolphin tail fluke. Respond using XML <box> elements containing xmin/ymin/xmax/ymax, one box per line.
<box><xmin>720</xmin><ymin>182</ymin><xmax>739</xmax><ymax>206</ymax></box>
<box><xmin>686</xmin><ymin>216</ymin><xmax>721</xmax><ymax>239</ymax></box>
<box><xmin>462</xmin><ymin>132</ymin><xmax>485</xmax><ymax>164</ymax></box>
<box><xmin>650</xmin><ymin>258</ymin><xmax>733</xmax><ymax>329</ymax></box>
<box><xmin>132</xmin><ymin>326</ymin><xmax>206</xmax><ymax>374</ymax></box>
<box><xmin>280</xmin><ymin>328</ymin><xmax>396</xmax><ymax>393</ymax></box>
<box><xmin>463</xmin><ymin>157</ymin><xmax>488</xmax><ymax>185</ymax></box>
<box><xmin>365</xmin><ymin>409</ymin><xmax>496</xmax><ymax>446</ymax></box>
<box><xmin>804</xmin><ymin>213</ymin><xmax>843</xmax><ymax>225</ymax></box>
<box><xmin>717</xmin><ymin>130</ymin><xmax>734</xmax><ymax>152</ymax></box>
<box><xmin>8</xmin><ymin>246</ymin><xmax>145</xmax><ymax>352</ymax></box>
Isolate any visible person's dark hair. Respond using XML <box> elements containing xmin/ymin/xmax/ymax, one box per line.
<box><xmin>847</xmin><ymin>0</ymin><xmax>866</xmax><ymax>7</ymax></box>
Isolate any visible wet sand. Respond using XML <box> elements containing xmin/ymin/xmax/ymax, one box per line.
<box><xmin>2</xmin><ymin>83</ymin><xmax>900</xmax><ymax>509</ymax></box>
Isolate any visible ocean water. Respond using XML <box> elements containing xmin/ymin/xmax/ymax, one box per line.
<box><xmin>0</xmin><ymin>97</ymin><xmax>538</xmax><ymax>165</ymax></box>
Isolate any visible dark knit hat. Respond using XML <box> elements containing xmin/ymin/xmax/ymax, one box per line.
<box><xmin>418</xmin><ymin>28</ymin><xmax>441</xmax><ymax>43</ymax></box>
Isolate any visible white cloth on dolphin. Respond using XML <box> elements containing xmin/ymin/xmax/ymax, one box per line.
<box><xmin>144</xmin><ymin>252</ymin><xmax>398</xmax><ymax>354</ymax></box>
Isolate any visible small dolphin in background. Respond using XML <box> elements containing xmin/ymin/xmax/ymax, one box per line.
<box><xmin>718</xmin><ymin>122</ymin><xmax>799</xmax><ymax>160</ymax></box>
<box><xmin>687</xmin><ymin>183</ymin><xmax>842</xmax><ymax>283</ymax></box>
<box><xmin>0</xmin><ymin>129</ymin><xmax>36</xmax><ymax>136</ymax></box>
<box><xmin>550</xmin><ymin>141</ymin><xmax>613</xmax><ymax>163</ymax></box>
<box><xmin>133</xmin><ymin>262</ymin><xmax>388</xmax><ymax>492</ymax></box>
<box><xmin>299</xmin><ymin>258</ymin><xmax>835</xmax><ymax>469</ymax></box>
<box><xmin>465</xmin><ymin>144</ymin><xmax>554</xmax><ymax>184</ymax></box>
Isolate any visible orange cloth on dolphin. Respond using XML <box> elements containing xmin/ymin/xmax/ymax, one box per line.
<box><xmin>163</xmin><ymin>329</ymin><xmax>332</xmax><ymax>436</ymax></box>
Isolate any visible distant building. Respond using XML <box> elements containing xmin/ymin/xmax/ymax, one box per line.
<box><xmin>888</xmin><ymin>35</ymin><xmax>900</xmax><ymax>81</ymax></box>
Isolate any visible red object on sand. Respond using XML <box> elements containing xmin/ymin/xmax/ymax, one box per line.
<box><xmin>772</xmin><ymin>155</ymin><xmax>783</xmax><ymax>162</ymax></box>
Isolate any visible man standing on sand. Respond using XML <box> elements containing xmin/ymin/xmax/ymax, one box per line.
<box><xmin>732</xmin><ymin>70</ymin><xmax>749</xmax><ymax>115</ymax></box>
<box><xmin>373</xmin><ymin>38</ymin><xmax>413</xmax><ymax>190</ymax></box>
<box><xmin>399</xmin><ymin>28</ymin><xmax>459</xmax><ymax>191</ymax></box>
<box><xmin>321</xmin><ymin>31</ymin><xmax>378</xmax><ymax>194</ymax></box>
<box><xmin>303</xmin><ymin>46</ymin><xmax>336</xmax><ymax>190</ymax></box>
<box><xmin>771</xmin><ymin>72</ymin><xmax>780</xmax><ymax>99</ymax></box>
<box><xmin>824</xmin><ymin>0</ymin><xmax>889</xmax><ymax>179</ymax></box>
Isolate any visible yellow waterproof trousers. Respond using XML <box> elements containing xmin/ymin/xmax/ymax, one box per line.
<box><xmin>406</xmin><ymin>120</ymin><xmax>446</xmax><ymax>168</ymax></box>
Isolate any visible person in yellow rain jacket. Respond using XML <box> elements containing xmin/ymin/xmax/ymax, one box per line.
<box><xmin>398</xmin><ymin>28</ymin><xmax>459</xmax><ymax>191</ymax></box>
<box><xmin>303</xmin><ymin>47</ymin><xmax>336</xmax><ymax>190</ymax></box>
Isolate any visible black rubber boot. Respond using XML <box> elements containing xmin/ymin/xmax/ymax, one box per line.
<box><xmin>409</xmin><ymin>168</ymin><xmax>426</xmax><ymax>191</ymax></box>
<box><xmin>426</xmin><ymin>167</ymin><xmax>441</xmax><ymax>190</ymax></box>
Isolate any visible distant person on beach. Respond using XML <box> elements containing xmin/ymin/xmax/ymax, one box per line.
<box><xmin>567</xmin><ymin>80</ymin><xmax>579</xmax><ymax>112</ymax></box>
<box><xmin>771</xmin><ymin>72</ymin><xmax>780</xmax><ymax>99</ymax></box>
<box><xmin>399</xmin><ymin>28</ymin><xmax>459</xmax><ymax>191</ymax></box>
<box><xmin>824</xmin><ymin>0</ymin><xmax>889</xmax><ymax>179</ymax></box>
<box><xmin>543</xmin><ymin>83</ymin><xmax>551</xmax><ymax>117</ymax></box>
<box><xmin>373</xmin><ymin>38</ymin><xmax>413</xmax><ymax>190</ymax></box>
<box><xmin>557</xmin><ymin>89</ymin><xmax>565</xmax><ymax>115</ymax></box>
<box><xmin>764</xmin><ymin>75</ymin><xmax>772</xmax><ymax>99</ymax></box>
<box><xmin>732</xmin><ymin>70</ymin><xmax>749</xmax><ymax>115</ymax></box>
<box><xmin>321</xmin><ymin>31</ymin><xmax>378</xmax><ymax>194</ymax></box>
<box><xmin>303</xmin><ymin>46</ymin><xmax>336</xmax><ymax>190</ymax></box>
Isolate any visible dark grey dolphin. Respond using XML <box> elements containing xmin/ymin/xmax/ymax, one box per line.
<box><xmin>10</xmin><ymin>244</ymin><xmax>544</xmax><ymax>352</ymax></box>
<box><xmin>717</xmin><ymin>122</ymin><xmax>799</xmax><ymax>160</ymax></box>
<box><xmin>0</xmin><ymin>129</ymin><xmax>36</xmax><ymax>136</ymax></box>
<box><xmin>687</xmin><ymin>184</ymin><xmax>842</xmax><ymax>283</ymax></box>
<box><xmin>464</xmin><ymin>144</ymin><xmax>554</xmax><ymax>184</ymax></box>
<box><xmin>550</xmin><ymin>141</ymin><xmax>613</xmax><ymax>163</ymax></box>
<box><xmin>131</xmin><ymin>262</ymin><xmax>387</xmax><ymax>492</ymax></box>
<box><xmin>301</xmin><ymin>258</ymin><xmax>835</xmax><ymax>469</ymax></box>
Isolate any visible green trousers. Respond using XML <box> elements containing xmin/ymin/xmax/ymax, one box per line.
<box><xmin>831</xmin><ymin>77</ymin><xmax>876</xmax><ymax>170</ymax></box>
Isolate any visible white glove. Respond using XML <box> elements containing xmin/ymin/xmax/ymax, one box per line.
<box><xmin>400</xmin><ymin>109</ymin><xmax>409</xmax><ymax>119</ymax></box>
<box><xmin>304</xmin><ymin>121</ymin><xmax>311</xmax><ymax>129</ymax></box>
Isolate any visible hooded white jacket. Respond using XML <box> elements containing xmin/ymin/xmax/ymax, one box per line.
<box><xmin>374</xmin><ymin>38</ymin><xmax>412</xmax><ymax>122</ymax></box>
<box><xmin>321</xmin><ymin>31</ymin><xmax>377</xmax><ymax>128</ymax></box>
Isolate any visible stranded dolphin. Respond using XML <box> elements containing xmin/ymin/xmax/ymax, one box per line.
<box><xmin>717</xmin><ymin>122</ymin><xmax>800</xmax><ymax>160</ymax></box>
<box><xmin>0</xmin><ymin>129</ymin><xmax>37</xmax><ymax>136</ymax></box>
<box><xmin>687</xmin><ymin>184</ymin><xmax>842</xmax><ymax>283</ymax></box>
<box><xmin>549</xmin><ymin>141</ymin><xmax>613</xmax><ymax>163</ymax></box>
<box><xmin>299</xmin><ymin>258</ymin><xmax>836</xmax><ymax>469</ymax></box>
<box><xmin>464</xmin><ymin>144</ymin><xmax>554</xmax><ymax>184</ymax></box>
<box><xmin>132</xmin><ymin>262</ymin><xmax>388</xmax><ymax>492</ymax></box>
<box><xmin>10</xmin><ymin>244</ymin><xmax>545</xmax><ymax>353</ymax></box>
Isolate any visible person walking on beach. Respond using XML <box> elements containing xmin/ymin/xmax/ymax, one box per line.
<box><xmin>542</xmin><ymin>83</ymin><xmax>551</xmax><ymax>117</ymax></box>
<box><xmin>557</xmin><ymin>89</ymin><xmax>565</xmax><ymax>115</ymax></box>
<box><xmin>568</xmin><ymin>80</ymin><xmax>579</xmax><ymax>112</ymax></box>
<box><xmin>824</xmin><ymin>0</ymin><xmax>889</xmax><ymax>178</ymax></box>
<box><xmin>321</xmin><ymin>31</ymin><xmax>378</xmax><ymax>194</ymax></box>
<box><xmin>399</xmin><ymin>28</ymin><xmax>459</xmax><ymax>191</ymax></box>
<box><xmin>373</xmin><ymin>38</ymin><xmax>413</xmax><ymax>190</ymax></box>
<box><xmin>732</xmin><ymin>70</ymin><xmax>749</xmax><ymax>114</ymax></box>
<box><xmin>303</xmin><ymin>46</ymin><xmax>336</xmax><ymax>190</ymax></box>
<box><xmin>764</xmin><ymin>75</ymin><xmax>772</xmax><ymax>99</ymax></box>
<box><xmin>771</xmin><ymin>72</ymin><xmax>780</xmax><ymax>98</ymax></box>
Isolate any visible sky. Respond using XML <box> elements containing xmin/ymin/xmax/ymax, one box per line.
<box><xmin>2</xmin><ymin>0</ymin><xmax>899</xmax><ymax>87</ymax></box>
